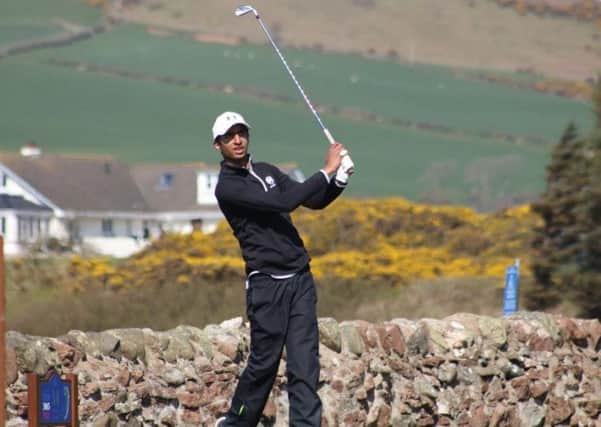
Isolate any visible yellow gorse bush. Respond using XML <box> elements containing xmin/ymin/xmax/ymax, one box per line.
<box><xmin>69</xmin><ymin>198</ymin><xmax>540</xmax><ymax>289</ymax></box>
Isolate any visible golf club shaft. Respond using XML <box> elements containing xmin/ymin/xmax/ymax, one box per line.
<box><xmin>255</xmin><ymin>16</ymin><xmax>333</xmax><ymax>143</ymax></box>
<box><xmin>253</xmin><ymin>15</ymin><xmax>354</xmax><ymax>176</ymax></box>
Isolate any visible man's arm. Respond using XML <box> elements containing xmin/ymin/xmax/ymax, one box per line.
<box><xmin>216</xmin><ymin>171</ymin><xmax>330</xmax><ymax>213</ymax></box>
<box><xmin>273</xmin><ymin>167</ymin><xmax>346</xmax><ymax>210</ymax></box>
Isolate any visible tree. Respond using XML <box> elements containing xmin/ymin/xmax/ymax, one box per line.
<box><xmin>529</xmin><ymin>77</ymin><xmax>601</xmax><ymax>317</ymax></box>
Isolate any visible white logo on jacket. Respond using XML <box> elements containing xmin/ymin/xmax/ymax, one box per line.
<box><xmin>265</xmin><ymin>176</ymin><xmax>276</xmax><ymax>188</ymax></box>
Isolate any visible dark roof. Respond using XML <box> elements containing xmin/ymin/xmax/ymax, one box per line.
<box><xmin>0</xmin><ymin>194</ymin><xmax>51</xmax><ymax>211</ymax></box>
<box><xmin>0</xmin><ymin>153</ymin><xmax>148</xmax><ymax>211</ymax></box>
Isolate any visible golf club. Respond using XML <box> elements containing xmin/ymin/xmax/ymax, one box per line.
<box><xmin>234</xmin><ymin>4</ymin><xmax>354</xmax><ymax>180</ymax></box>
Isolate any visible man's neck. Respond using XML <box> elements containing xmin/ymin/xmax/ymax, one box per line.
<box><xmin>223</xmin><ymin>155</ymin><xmax>250</xmax><ymax>169</ymax></box>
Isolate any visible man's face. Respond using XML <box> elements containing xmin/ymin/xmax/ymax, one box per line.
<box><xmin>214</xmin><ymin>124</ymin><xmax>250</xmax><ymax>162</ymax></box>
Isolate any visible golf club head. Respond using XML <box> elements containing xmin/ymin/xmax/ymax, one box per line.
<box><xmin>234</xmin><ymin>5</ymin><xmax>258</xmax><ymax>17</ymax></box>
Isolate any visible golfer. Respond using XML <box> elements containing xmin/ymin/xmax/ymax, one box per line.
<box><xmin>212</xmin><ymin>111</ymin><xmax>351</xmax><ymax>426</ymax></box>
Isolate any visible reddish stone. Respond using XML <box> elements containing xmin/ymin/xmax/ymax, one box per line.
<box><xmin>355</xmin><ymin>320</ymin><xmax>380</xmax><ymax>349</ymax></box>
<box><xmin>342</xmin><ymin>409</ymin><xmax>367</xmax><ymax>426</ymax></box>
<box><xmin>510</xmin><ymin>376</ymin><xmax>530</xmax><ymax>401</ymax></box>
<box><xmin>200</xmin><ymin>371</ymin><xmax>217</xmax><ymax>384</ymax></box>
<box><xmin>216</xmin><ymin>338</ymin><xmax>239</xmax><ymax>361</ymax></box>
<box><xmin>129</xmin><ymin>381</ymin><xmax>150</xmax><ymax>398</ymax></box>
<box><xmin>178</xmin><ymin>390</ymin><xmax>202</xmax><ymax>408</ymax></box>
<box><xmin>98</xmin><ymin>396</ymin><xmax>116</xmax><ymax>413</ymax></box>
<box><xmin>54</xmin><ymin>341</ymin><xmax>83</xmax><ymax>368</ymax></box>
<box><xmin>456</xmin><ymin>411</ymin><xmax>471</xmax><ymax>426</ymax></box>
<box><xmin>528</xmin><ymin>367</ymin><xmax>549</xmax><ymax>381</ymax></box>
<box><xmin>488</xmin><ymin>404</ymin><xmax>507</xmax><ymax>427</ymax></box>
<box><xmin>422</xmin><ymin>356</ymin><xmax>445</xmax><ymax>368</ymax></box>
<box><xmin>529</xmin><ymin>381</ymin><xmax>549</xmax><ymax>399</ymax></box>
<box><xmin>117</xmin><ymin>368</ymin><xmax>131</xmax><ymax>387</ymax></box>
<box><xmin>376</xmin><ymin>324</ymin><xmax>406</xmax><ymax>356</ymax></box>
<box><xmin>438</xmin><ymin>415</ymin><xmax>452</xmax><ymax>426</ymax></box>
<box><xmin>547</xmin><ymin>395</ymin><xmax>574</xmax><ymax>425</ymax></box>
<box><xmin>181</xmin><ymin>408</ymin><xmax>202</xmax><ymax>424</ymax></box>
<box><xmin>331</xmin><ymin>379</ymin><xmax>344</xmax><ymax>393</ymax></box>
<box><xmin>530</xmin><ymin>335</ymin><xmax>555</xmax><ymax>352</ymax></box>
<box><xmin>185</xmin><ymin>380</ymin><xmax>202</xmax><ymax>393</ymax></box>
<box><xmin>468</xmin><ymin>404</ymin><xmax>488</xmax><ymax>427</ymax></box>
<box><xmin>375</xmin><ymin>403</ymin><xmax>391</xmax><ymax>427</ymax></box>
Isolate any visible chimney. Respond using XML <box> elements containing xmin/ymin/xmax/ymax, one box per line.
<box><xmin>20</xmin><ymin>142</ymin><xmax>42</xmax><ymax>157</ymax></box>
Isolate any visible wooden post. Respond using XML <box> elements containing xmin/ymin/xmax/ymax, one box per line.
<box><xmin>1</xmin><ymin>235</ymin><xmax>6</xmax><ymax>426</ymax></box>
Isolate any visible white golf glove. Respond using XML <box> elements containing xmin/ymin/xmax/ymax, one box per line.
<box><xmin>335</xmin><ymin>150</ymin><xmax>354</xmax><ymax>185</ymax></box>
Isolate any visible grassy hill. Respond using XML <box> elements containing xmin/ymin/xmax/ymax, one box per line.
<box><xmin>0</xmin><ymin>1</ymin><xmax>597</xmax><ymax>208</ymax></box>
<box><xmin>114</xmin><ymin>0</ymin><xmax>601</xmax><ymax>81</ymax></box>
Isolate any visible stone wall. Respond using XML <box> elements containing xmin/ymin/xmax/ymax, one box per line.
<box><xmin>5</xmin><ymin>312</ymin><xmax>601</xmax><ymax>426</ymax></box>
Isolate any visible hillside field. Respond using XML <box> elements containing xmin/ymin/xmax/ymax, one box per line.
<box><xmin>0</xmin><ymin>1</ymin><xmax>596</xmax><ymax>206</ymax></box>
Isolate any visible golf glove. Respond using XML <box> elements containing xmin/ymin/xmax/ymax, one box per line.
<box><xmin>335</xmin><ymin>151</ymin><xmax>354</xmax><ymax>184</ymax></box>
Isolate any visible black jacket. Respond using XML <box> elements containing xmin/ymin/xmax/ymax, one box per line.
<box><xmin>215</xmin><ymin>159</ymin><xmax>345</xmax><ymax>276</ymax></box>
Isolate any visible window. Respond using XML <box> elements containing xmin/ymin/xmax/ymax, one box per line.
<box><xmin>158</xmin><ymin>173</ymin><xmax>174</xmax><ymax>189</ymax></box>
<box><xmin>1</xmin><ymin>217</ymin><xmax>5</xmax><ymax>234</ymax></box>
<box><xmin>1</xmin><ymin>173</ymin><xmax>6</xmax><ymax>187</ymax></box>
<box><xmin>101</xmin><ymin>219</ymin><xmax>113</xmax><ymax>236</ymax></box>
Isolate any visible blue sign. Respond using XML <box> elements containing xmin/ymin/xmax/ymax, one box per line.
<box><xmin>503</xmin><ymin>264</ymin><xmax>520</xmax><ymax>316</ymax></box>
<box><xmin>39</xmin><ymin>372</ymin><xmax>71</xmax><ymax>424</ymax></box>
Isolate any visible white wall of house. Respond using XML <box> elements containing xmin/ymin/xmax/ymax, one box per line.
<box><xmin>197</xmin><ymin>171</ymin><xmax>219</xmax><ymax>205</ymax></box>
<box><xmin>1</xmin><ymin>210</ymin><xmax>53</xmax><ymax>256</ymax></box>
<box><xmin>1</xmin><ymin>211</ymin><xmax>20</xmax><ymax>256</ymax></box>
<box><xmin>48</xmin><ymin>217</ymin><xmax>69</xmax><ymax>240</ymax></box>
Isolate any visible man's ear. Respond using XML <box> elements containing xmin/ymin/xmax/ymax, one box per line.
<box><xmin>213</xmin><ymin>141</ymin><xmax>221</xmax><ymax>152</ymax></box>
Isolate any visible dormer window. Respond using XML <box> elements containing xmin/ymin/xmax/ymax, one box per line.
<box><xmin>158</xmin><ymin>172</ymin><xmax>174</xmax><ymax>189</ymax></box>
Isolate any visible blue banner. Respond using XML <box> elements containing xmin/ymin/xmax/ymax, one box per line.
<box><xmin>503</xmin><ymin>264</ymin><xmax>520</xmax><ymax>316</ymax></box>
<box><xmin>39</xmin><ymin>372</ymin><xmax>71</xmax><ymax>424</ymax></box>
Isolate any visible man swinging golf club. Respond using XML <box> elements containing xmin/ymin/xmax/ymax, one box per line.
<box><xmin>212</xmin><ymin>111</ymin><xmax>353</xmax><ymax>426</ymax></box>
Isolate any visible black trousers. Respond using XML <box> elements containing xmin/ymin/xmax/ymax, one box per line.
<box><xmin>222</xmin><ymin>268</ymin><xmax>322</xmax><ymax>426</ymax></box>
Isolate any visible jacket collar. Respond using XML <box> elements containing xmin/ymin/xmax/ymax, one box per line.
<box><xmin>220</xmin><ymin>155</ymin><xmax>253</xmax><ymax>173</ymax></box>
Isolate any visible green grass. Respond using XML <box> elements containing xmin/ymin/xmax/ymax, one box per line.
<box><xmin>0</xmin><ymin>51</ymin><xmax>549</xmax><ymax>202</ymax></box>
<box><xmin>1</xmin><ymin>0</ymin><xmax>103</xmax><ymax>45</ymax></box>
<box><xmin>37</xmin><ymin>25</ymin><xmax>592</xmax><ymax>141</ymax></box>
<box><xmin>0</xmin><ymin>17</ymin><xmax>593</xmax><ymax>204</ymax></box>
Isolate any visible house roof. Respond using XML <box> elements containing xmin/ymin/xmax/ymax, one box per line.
<box><xmin>0</xmin><ymin>151</ymin><xmax>304</xmax><ymax>213</ymax></box>
<box><xmin>0</xmin><ymin>194</ymin><xmax>52</xmax><ymax>211</ymax></box>
<box><xmin>130</xmin><ymin>161</ymin><xmax>304</xmax><ymax>212</ymax></box>
<box><xmin>130</xmin><ymin>162</ymin><xmax>217</xmax><ymax>212</ymax></box>
<box><xmin>0</xmin><ymin>152</ymin><xmax>148</xmax><ymax>212</ymax></box>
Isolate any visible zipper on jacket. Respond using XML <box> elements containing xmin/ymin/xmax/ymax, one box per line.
<box><xmin>248</xmin><ymin>164</ymin><xmax>268</xmax><ymax>192</ymax></box>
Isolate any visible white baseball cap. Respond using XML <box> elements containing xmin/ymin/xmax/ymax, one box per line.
<box><xmin>212</xmin><ymin>111</ymin><xmax>251</xmax><ymax>142</ymax></box>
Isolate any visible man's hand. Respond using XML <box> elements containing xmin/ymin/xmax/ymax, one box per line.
<box><xmin>323</xmin><ymin>143</ymin><xmax>345</xmax><ymax>176</ymax></box>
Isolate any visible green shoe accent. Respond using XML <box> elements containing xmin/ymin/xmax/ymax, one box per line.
<box><xmin>238</xmin><ymin>404</ymin><xmax>245</xmax><ymax>416</ymax></box>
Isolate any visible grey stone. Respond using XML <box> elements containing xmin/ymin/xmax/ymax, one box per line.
<box><xmin>319</xmin><ymin>317</ymin><xmax>341</xmax><ymax>353</ymax></box>
<box><xmin>105</xmin><ymin>329</ymin><xmax>146</xmax><ymax>361</ymax></box>
<box><xmin>339</xmin><ymin>322</ymin><xmax>365</xmax><ymax>356</ymax></box>
<box><xmin>519</xmin><ymin>400</ymin><xmax>545</xmax><ymax>427</ymax></box>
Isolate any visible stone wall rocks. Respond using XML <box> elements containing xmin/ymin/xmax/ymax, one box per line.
<box><xmin>5</xmin><ymin>312</ymin><xmax>601</xmax><ymax>426</ymax></box>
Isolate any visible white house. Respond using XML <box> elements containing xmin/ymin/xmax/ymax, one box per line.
<box><xmin>0</xmin><ymin>146</ymin><xmax>304</xmax><ymax>258</ymax></box>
